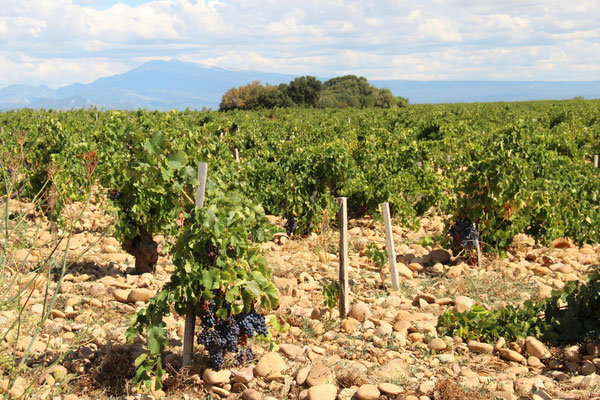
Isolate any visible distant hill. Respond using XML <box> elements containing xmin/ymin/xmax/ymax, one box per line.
<box><xmin>1</xmin><ymin>60</ymin><xmax>599</xmax><ymax>110</ymax></box>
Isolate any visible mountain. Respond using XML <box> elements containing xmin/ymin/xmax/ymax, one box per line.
<box><xmin>1</xmin><ymin>60</ymin><xmax>599</xmax><ymax>110</ymax></box>
<box><xmin>371</xmin><ymin>80</ymin><xmax>600</xmax><ymax>104</ymax></box>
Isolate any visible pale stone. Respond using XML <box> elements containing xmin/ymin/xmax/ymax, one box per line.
<box><xmin>254</xmin><ymin>352</ymin><xmax>287</xmax><ymax>377</ymax></box>
<box><xmin>356</xmin><ymin>384</ymin><xmax>380</xmax><ymax>400</ymax></box>
<box><xmin>468</xmin><ymin>340</ymin><xmax>493</xmax><ymax>354</ymax></box>
<box><xmin>348</xmin><ymin>303</ymin><xmax>371</xmax><ymax>322</ymax></box>
<box><xmin>307</xmin><ymin>384</ymin><xmax>337</xmax><ymax>400</ymax></box>
<box><xmin>127</xmin><ymin>288</ymin><xmax>153</xmax><ymax>303</ymax></box>
<box><xmin>112</xmin><ymin>289</ymin><xmax>130</xmax><ymax>303</ymax></box>
<box><xmin>242</xmin><ymin>389</ymin><xmax>262</xmax><ymax>400</ymax></box>
<box><xmin>525</xmin><ymin>337</ymin><xmax>550</xmax><ymax>360</ymax></box>
<box><xmin>499</xmin><ymin>348</ymin><xmax>524</xmax><ymax>362</ymax></box>
<box><xmin>203</xmin><ymin>368</ymin><xmax>231</xmax><ymax>385</ymax></box>
<box><xmin>378</xmin><ymin>382</ymin><xmax>402</xmax><ymax>395</ymax></box>
<box><xmin>428</xmin><ymin>338</ymin><xmax>447</xmax><ymax>351</ymax></box>
<box><xmin>306</xmin><ymin>364</ymin><xmax>333</xmax><ymax>386</ymax></box>
<box><xmin>453</xmin><ymin>296</ymin><xmax>473</xmax><ymax>313</ymax></box>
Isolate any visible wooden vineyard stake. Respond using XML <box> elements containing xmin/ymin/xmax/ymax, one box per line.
<box><xmin>183</xmin><ymin>161</ymin><xmax>208</xmax><ymax>368</ymax></box>
<box><xmin>381</xmin><ymin>202</ymin><xmax>400</xmax><ymax>290</ymax></box>
<box><xmin>474</xmin><ymin>222</ymin><xmax>482</xmax><ymax>268</ymax></box>
<box><xmin>595</xmin><ymin>155</ymin><xmax>599</xmax><ymax>201</ymax></box>
<box><xmin>235</xmin><ymin>148</ymin><xmax>240</xmax><ymax>163</ymax></box>
<box><xmin>337</xmin><ymin>197</ymin><xmax>350</xmax><ymax>319</ymax></box>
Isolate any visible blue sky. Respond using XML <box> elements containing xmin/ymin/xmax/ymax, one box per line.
<box><xmin>1</xmin><ymin>0</ymin><xmax>599</xmax><ymax>88</ymax></box>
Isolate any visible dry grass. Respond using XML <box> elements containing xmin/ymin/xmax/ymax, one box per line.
<box><xmin>79</xmin><ymin>343</ymin><xmax>136</xmax><ymax>397</ymax></box>
<box><xmin>434</xmin><ymin>379</ymin><xmax>487</xmax><ymax>400</ymax></box>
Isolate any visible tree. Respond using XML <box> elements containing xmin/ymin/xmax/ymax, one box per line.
<box><xmin>317</xmin><ymin>75</ymin><xmax>398</xmax><ymax>109</ymax></box>
<box><xmin>286</xmin><ymin>76</ymin><xmax>323</xmax><ymax>107</ymax></box>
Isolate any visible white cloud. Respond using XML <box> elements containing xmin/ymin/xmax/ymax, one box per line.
<box><xmin>0</xmin><ymin>0</ymin><xmax>599</xmax><ymax>87</ymax></box>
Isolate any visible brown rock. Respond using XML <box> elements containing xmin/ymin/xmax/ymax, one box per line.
<box><xmin>127</xmin><ymin>288</ymin><xmax>153</xmax><ymax>303</ymax></box>
<box><xmin>429</xmin><ymin>249</ymin><xmax>451</xmax><ymax>264</ymax></box>
<box><xmin>377</xmin><ymin>382</ymin><xmax>402</xmax><ymax>395</ymax></box>
<box><xmin>348</xmin><ymin>303</ymin><xmax>371</xmax><ymax>322</ymax></box>
<box><xmin>356</xmin><ymin>384</ymin><xmax>380</xmax><ymax>400</ymax></box>
<box><xmin>242</xmin><ymin>388</ymin><xmax>262</xmax><ymax>400</ymax></box>
<box><xmin>254</xmin><ymin>352</ymin><xmax>287</xmax><ymax>377</ymax></box>
<box><xmin>307</xmin><ymin>384</ymin><xmax>337</xmax><ymax>400</ymax></box>
<box><xmin>341</xmin><ymin>318</ymin><xmax>360</xmax><ymax>333</ymax></box>
<box><xmin>429</xmin><ymin>338</ymin><xmax>447</xmax><ymax>351</ymax></box>
<box><xmin>306</xmin><ymin>364</ymin><xmax>334</xmax><ymax>386</ymax></box>
<box><xmin>112</xmin><ymin>289</ymin><xmax>130</xmax><ymax>303</ymax></box>
<box><xmin>203</xmin><ymin>368</ymin><xmax>231</xmax><ymax>385</ymax></box>
<box><xmin>453</xmin><ymin>296</ymin><xmax>473</xmax><ymax>313</ymax></box>
<box><xmin>552</xmin><ymin>238</ymin><xmax>571</xmax><ymax>248</ymax></box>
<box><xmin>279</xmin><ymin>343</ymin><xmax>304</xmax><ymax>359</ymax></box>
<box><xmin>468</xmin><ymin>340</ymin><xmax>493</xmax><ymax>354</ymax></box>
<box><xmin>499</xmin><ymin>348</ymin><xmax>524</xmax><ymax>362</ymax></box>
<box><xmin>525</xmin><ymin>337</ymin><xmax>550</xmax><ymax>360</ymax></box>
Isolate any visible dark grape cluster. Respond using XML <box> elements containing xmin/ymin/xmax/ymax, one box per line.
<box><xmin>449</xmin><ymin>219</ymin><xmax>480</xmax><ymax>249</ymax></box>
<box><xmin>197</xmin><ymin>303</ymin><xmax>268</xmax><ymax>370</ymax></box>
<box><xmin>235</xmin><ymin>309</ymin><xmax>268</xmax><ymax>337</ymax></box>
<box><xmin>234</xmin><ymin>348</ymin><xmax>254</xmax><ymax>365</ymax></box>
<box><xmin>206</xmin><ymin>242</ymin><xmax>219</xmax><ymax>261</ymax></box>
<box><xmin>285</xmin><ymin>217</ymin><xmax>297</xmax><ymax>235</ymax></box>
<box><xmin>108</xmin><ymin>189</ymin><xmax>122</xmax><ymax>201</ymax></box>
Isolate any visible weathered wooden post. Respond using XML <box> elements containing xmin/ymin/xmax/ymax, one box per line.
<box><xmin>235</xmin><ymin>148</ymin><xmax>240</xmax><ymax>163</ymax></box>
<box><xmin>381</xmin><ymin>202</ymin><xmax>400</xmax><ymax>290</ymax></box>
<box><xmin>337</xmin><ymin>197</ymin><xmax>349</xmax><ymax>319</ymax></box>
<box><xmin>183</xmin><ymin>161</ymin><xmax>208</xmax><ymax>367</ymax></box>
<box><xmin>594</xmin><ymin>155</ymin><xmax>599</xmax><ymax>201</ymax></box>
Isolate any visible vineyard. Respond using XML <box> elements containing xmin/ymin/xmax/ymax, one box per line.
<box><xmin>1</xmin><ymin>100</ymin><xmax>600</xmax><ymax>400</ymax></box>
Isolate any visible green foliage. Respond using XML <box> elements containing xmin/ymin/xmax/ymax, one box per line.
<box><xmin>454</xmin><ymin>120</ymin><xmax>600</xmax><ymax>248</ymax></box>
<box><xmin>364</xmin><ymin>242</ymin><xmax>386</xmax><ymax>268</ymax></box>
<box><xmin>126</xmin><ymin>179</ymin><xmax>279</xmax><ymax>388</ymax></box>
<box><xmin>219</xmin><ymin>75</ymin><xmax>399</xmax><ymax>111</ymax></box>
<box><xmin>438</xmin><ymin>267</ymin><xmax>600</xmax><ymax>345</ymax></box>
<box><xmin>318</xmin><ymin>75</ymin><xmax>397</xmax><ymax>109</ymax></box>
<box><xmin>322</xmin><ymin>278</ymin><xmax>340</xmax><ymax>309</ymax></box>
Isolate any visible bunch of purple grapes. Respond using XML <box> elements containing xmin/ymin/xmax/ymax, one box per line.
<box><xmin>197</xmin><ymin>303</ymin><xmax>268</xmax><ymax>370</ymax></box>
<box><xmin>449</xmin><ymin>219</ymin><xmax>480</xmax><ymax>249</ymax></box>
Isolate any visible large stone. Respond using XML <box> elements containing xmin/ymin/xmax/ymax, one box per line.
<box><xmin>307</xmin><ymin>384</ymin><xmax>337</xmax><ymax>400</ymax></box>
<box><xmin>525</xmin><ymin>337</ymin><xmax>550</xmax><ymax>360</ymax></box>
<box><xmin>203</xmin><ymin>368</ymin><xmax>231</xmax><ymax>385</ymax></box>
<box><xmin>279</xmin><ymin>343</ymin><xmax>304</xmax><ymax>359</ymax></box>
<box><xmin>396</xmin><ymin>263</ymin><xmax>414</xmax><ymax>279</ymax></box>
<box><xmin>429</xmin><ymin>249</ymin><xmax>451</xmax><ymax>264</ymax></box>
<box><xmin>468</xmin><ymin>340</ymin><xmax>493</xmax><ymax>354</ymax></box>
<box><xmin>378</xmin><ymin>382</ymin><xmax>402</xmax><ymax>395</ymax></box>
<box><xmin>552</xmin><ymin>238</ymin><xmax>571</xmax><ymax>248</ymax></box>
<box><xmin>306</xmin><ymin>364</ymin><xmax>334</xmax><ymax>386</ymax></box>
<box><xmin>453</xmin><ymin>296</ymin><xmax>473</xmax><ymax>313</ymax></box>
<box><xmin>254</xmin><ymin>352</ymin><xmax>287</xmax><ymax>377</ymax></box>
<box><xmin>499</xmin><ymin>348</ymin><xmax>524</xmax><ymax>363</ymax></box>
<box><xmin>348</xmin><ymin>303</ymin><xmax>371</xmax><ymax>322</ymax></box>
<box><xmin>429</xmin><ymin>338</ymin><xmax>447</xmax><ymax>351</ymax></box>
<box><xmin>127</xmin><ymin>288</ymin><xmax>154</xmax><ymax>303</ymax></box>
<box><xmin>356</xmin><ymin>384</ymin><xmax>380</xmax><ymax>400</ymax></box>
<box><xmin>112</xmin><ymin>289</ymin><xmax>130</xmax><ymax>303</ymax></box>
<box><xmin>233</xmin><ymin>366</ymin><xmax>254</xmax><ymax>384</ymax></box>
<box><xmin>242</xmin><ymin>389</ymin><xmax>262</xmax><ymax>400</ymax></box>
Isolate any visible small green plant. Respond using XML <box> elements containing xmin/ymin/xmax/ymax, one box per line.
<box><xmin>438</xmin><ymin>267</ymin><xmax>600</xmax><ymax>345</ymax></box>
<box><xmin>322</xmin><ymin>278</ymin><xmax>340</xmax><ymax>309</ymax></box>
<box><xmin>364</xmin><ymin>242</ymin><xmax>387</xmax><ymax>287</ymax></box>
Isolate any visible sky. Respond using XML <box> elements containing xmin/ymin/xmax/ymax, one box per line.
<box><xmin>1</xmin><ymin>0</ymin><xmax>599</xmax><ymax>88</ymax></box>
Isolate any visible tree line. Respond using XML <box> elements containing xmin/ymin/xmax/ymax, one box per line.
<box><xmin>219</xmin><ymin>75</ymin><xmax>408</xmax><ymax>111</ymax></box>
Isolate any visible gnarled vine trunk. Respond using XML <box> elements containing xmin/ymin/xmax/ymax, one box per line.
<box><xmin>122</xmin><ymin>229</ymin><xmax>158</xmax><ymax>274</ymax></box>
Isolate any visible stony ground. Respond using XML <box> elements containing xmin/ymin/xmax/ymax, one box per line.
<box><xmin>1</xmin><ymin>198</ymin><xmax>600</xmax><ymax>400</ymax></box>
